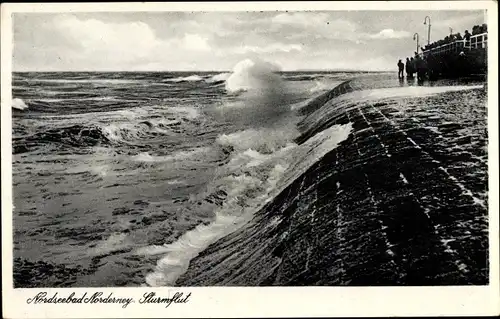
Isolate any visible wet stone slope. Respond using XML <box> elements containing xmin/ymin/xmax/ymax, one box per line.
<box><xmin>178</xmin><ymin>79</ymin><xmax>488</xmax><ymax>286</ymax></box>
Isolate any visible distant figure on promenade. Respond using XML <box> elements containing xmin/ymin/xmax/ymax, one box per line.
<box><xmin>397</xmin><ymin>59</ymin><xmax>405</xmax><ymax>78</ymax></box>
<box><xmin>415</xmin><ymin>55</ymin><xmax>426</xmax><ymax>82</ymax></box>
<box><xmin>409</xmin><ymin>57</ymin><xmax>416</xmax><ymax>78</ymax></box>
<box><xmin>464</xmin><ymin>30</ymin><xmax>471</xmax><ymax>48</ymax></box>
<box><xmin>464</xmin><ymin>30</ymin><xmax>471</xmax><ymax>40</ymax></box>
<box><xmin>405</xmin><ymin>57</ymin><xmax>412</xmax><ymax>78</ymax></box>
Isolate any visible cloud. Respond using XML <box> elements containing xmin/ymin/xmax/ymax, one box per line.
<box><xmin>13</xmin><ymin>11</ymin><xmax>485</xmax><ymax>71</ymax></box>
<box><xmin>52</xmin><ymin>15</ymin><xmax>158</xmax><ymax>60</ymax></box>
<box><xmin>231</xmin><ymin>43</ymin><xmax>303</xmax><ymax>54</ymax></box>
<box><xmin>368</xmin><ymin>28</ymin><xmax>411</xmax><ymax>39</ymax></box>
<box><xmin>14</xmin><ymin>14</ymin><xmax>218</xmax><ymax>71</ymax></box>
<box><xmin>432</xmin><ymin>12</ymin><xmax>485</xmax><ymax>28</ymax></box>
<box><xmin>271</xmin><ymin>12</ymin><xmax>359</xmax><ymax>40</ymax></box>
<box><xmin>271</xmin><ymin>12</ymin><xmax>409</xmax><ymax>43</ymax></box>
<box><xmin>272</xmin><ymin>12</ymin><xmax>329</xmax><ymax>27</ymax></box>
<box><xmin>182</xmin><ymin>33</ymin><xmax>211</xmax><ymax>52</ymax></box>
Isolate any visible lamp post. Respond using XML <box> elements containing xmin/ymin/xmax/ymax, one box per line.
<box><xmin>413</xmin><ymin>33</ymin><xmax>419</xmax><ymax>54</ymax></box>
<box><xmin>424</xmin><ymin>16</ymin><xmax>431</xmax><ymax>45</ymax></box>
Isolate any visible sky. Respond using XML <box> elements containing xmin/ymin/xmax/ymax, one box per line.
<box><xmin>12</xmin><ymin>10</ymin><xmax>486</xmax><ymax>72</ymax></box>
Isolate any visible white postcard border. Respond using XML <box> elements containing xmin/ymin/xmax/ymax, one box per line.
<box><xmin>1</xmin><ymin>1</ymin><xmax>498</xmax><ymax>318</ymax></box>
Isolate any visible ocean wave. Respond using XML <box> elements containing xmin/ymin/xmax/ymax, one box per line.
<box><xmin>165</xmin><ymin>75</ymin><xmax>204</xmax><ymax>83</ymax></box>
<box><xmin>99</xmin><ymin>120</ymin><xmax>178</xmax><ymax>143</ymax></box>
<box><xmin>164</xmin><ymin>106</ymin><xmax>200</xmax><ymax>120</ymax></box>
<box><xmin>20</xmin><ymin>78</ymin><xmax>141</xmax><ymax>84</ymax></box>
<box><xmin>140</xmin><ymin>162</ymin><xmax>291</xmax><ymax>286</ymax></box>
<box><xmin>131</xmin><ymin>147</ymin><xmax>211</xmax><ymax>162</ymax></box>
<box><xmin>309</xmin><ymin>80</ymin><xmax>343</xmax><ymax>94</ymax></box>
<box><xmin>216</xmin><ymin>126</ymin><xmax>298</xmax><ymax>154</ymax></box>
<box><xmin>98</xmin><ymin>107</ymin><xmax>200</xmax><ymax>143</ymax></box>
<box><xmin>139</xmin><ymin>116</ymin><xmax>353</xmax><ymax>286</ymax></box>
<box><xmin>283</xmin><ymin>73</ymin><xmax>354</xmax><ymax>81</ymax></box>
<box><xmin>225</xmin><ymin>58</ymin><xmax>282</xmax><ymax>94</ymax></box>
<box><xmin>13</xmin><ymin>120</ymin><xmax>173</xmax><ymax>153</ymax></box>
<box><xmin>91</xmin><ymin>233</ymin><xmax>130</xmax><ymax>257</ymax></box>
<box><xmin>26</xmin><ymin>96</ymin><xmax>123</xmax><ymax>103</ymax></box>
<box><xmin>164</xmin><ymin>73</ymin><xmax>232</xmax><ymax>85</ymax></box>
<box><xmin>211</xmin><ymin>59</ymin><xmax>303</xmax><ymax>129</ymax></box>
<box><xmin>136</xmin><ymin>71</ymin><xmax>382</xmax><ymax>287</ymax></box>
<box><xmin>12</xmin><ymin>124</ymin><xmax>112</xmax><ymax>154</ymax></box>
<box><xmin>284</xmin><ymin>74</ymin><xmax>332</xmax><ymax>81</ymax></box>
<box><xmin>13</xmin><ymin>105</ymin><xmax>203</xmax><ymax>153</ymax></box>
<box><xmin>205</xmin><ymin>73</ymin><xmax>231</xmax><ymax>84</ymax></box>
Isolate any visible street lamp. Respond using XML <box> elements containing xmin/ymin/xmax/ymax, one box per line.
<box><xmin>424</xmin><ymin>16</ymin><xmax>431</xmax><ymax>45</ymax></box>
<box><xmin>413</xmin><ymin>33</ymin><xmax>419</xmax><ymax>54</ymax></box>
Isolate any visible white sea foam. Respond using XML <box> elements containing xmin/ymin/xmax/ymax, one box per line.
<box><xmin>91</xmin><ymin>232</ymin><xmax>129</xmax><ymax>256</ymax></box>
<box><xmin>214</xmin><ymin>59</ymin><xmax>302</xmax><ymax>128</ymax></box>
<box><xmin>166</xmin><ymin>106</ymin><xmax>200</xmax><ymax>120</ymax></box>
<box><xmin>30</xmin><ymin>79</ymin><xmax>140</xmax><ymax>84</ymax></box>
<box><xmin>90</xmin><ymin>165</ymin><xmax>109</xmax><ymax>177</ymax></box>
<box><xmin>100</xmin><ymin>117</ymin><xmax>186</xmax><ymax>143</ymax></box>
<box><xmin>12</xmin><ymin>98</ymin><xmax>28</xmax><ymax>110</ymax></box>
<box><xmin>132</xmin><ymin>147</ymin><xmax>210</xmax><ymax>163</ymax></box>
<box><xmin>166</xmin><ymin>179</ymin><xmax>186</xmax><ymax>185</ymax></box>
<box><xmin>101</xmin><ymin>123</ymin><xmax>144</xmax><ymax>142</ymax></box>
<box><xmin>206</xmin><ymin>73</ymin><xmax>231</xmax><ymax>83</ymax></box>
<box><xmin>139</xmin><ymin>121</ymin><xmax>353</xmax><ymax>286</ymax></box>
<box><xmin>225</xmin><ymin>58</ymin><xmax>283</xmax><ymax>94</ymax></box>
<box><xmin>166</xmin><ymin>75</ymin><xmax>204</xmax><ymax>83</ymax></box>
<box><xmin>217</xmin><ymin>126</ymin><xmax>298</xmax><ymax>154</ymax></box>
<box><xmin>134</xmin><ymin>59</ymin><xmax>358</xmax><ymax>287</ymax></box>
<box><xmin>309</xmin><ymin>80</ymin><xmax>343</xmax><ymax>93</ymax></box>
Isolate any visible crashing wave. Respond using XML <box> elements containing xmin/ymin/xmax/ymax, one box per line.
<box><xmin>206</xmin><ymin>73</ymin><xmax>231</xmax><ymax>84</ymax></box>
<box><xmin>165</xmin><ymin>75</ymin><xmax>204</xmax><ymax>83</ymax></box>
<box><xmin>224</xmin><ymin>58</ymin><xmax>282</xmax><ymax>94</ymax></box>
<box><xmin>140</xmin><ymin>120</ymin><xmax>353</xmax><ymax>286</ymax></box>
<box><xmin>12</xmin><ymin>98</ymin><xmax>28</xmax><ymax>110</ymax></box>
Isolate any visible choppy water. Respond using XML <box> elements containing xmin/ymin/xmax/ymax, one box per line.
<box><xmin>12</xmin><ymin>65</ymin><xmax>360</xmax><ymax>286</ymax></box>
<box><xmin>11</xmin><ymin>64</ymin><xmax>487</xmax><ymax>287</ymax></box>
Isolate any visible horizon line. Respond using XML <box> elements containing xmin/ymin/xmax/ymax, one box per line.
<box><xmin>12</xmin><ymin>69</ymin><xmax>393</xmax><ymax>73</ymax></box>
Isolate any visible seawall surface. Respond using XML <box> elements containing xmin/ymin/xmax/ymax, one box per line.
<box><xmin>177</xmin><ymin>75</ymin><xmax>488</xmax><ymax>286</ymax></box>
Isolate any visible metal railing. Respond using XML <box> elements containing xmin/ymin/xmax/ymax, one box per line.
<box><xmin>421</xmin><ymin>32</ymin><xmax>487</xmax><ymax>56</ymax></box>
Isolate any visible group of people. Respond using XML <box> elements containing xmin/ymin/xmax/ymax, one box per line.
<box><xmin>395</xmin><ymin>23</ymin><xmax>487</xmax><ymax>82</ymax></box>
<box><xmin>397</xmin><ymin>55</ymin><xmax>428</xmax><ymax>81</ymax></box>
<box><xmin>423</xmin><ymin>31</ymin><xmax>470</xmax><ymax>51</ymax></box>
<box><xmin>423</xmin><ymin>24</ymin><xmax>487</xmax><ymax>51</ymax></box>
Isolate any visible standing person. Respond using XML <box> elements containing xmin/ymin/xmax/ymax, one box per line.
<box><xmin>405</xmin><ymin>57</ymin><xmax>411</xmax><ymax>78</ymax></box>
<box><xmin>464</xmin><ymin>30</ymin><xmax>471</xmax><ymax>48</ymax></box>
<box><xmin>415</xmin><ymin>55</ymin><xmax>426</xmax><ymax>82</ymax></box>
<box><xmin>409</xmin><ymin>57</ymin><xmax>416</xmax><ymax>78</ymax></box>
<box><xmin>397</xmin><ymin>59</ymin><xmax>405</xmax><ymax>79</ymax></box>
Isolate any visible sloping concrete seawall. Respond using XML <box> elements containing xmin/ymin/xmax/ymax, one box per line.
<box><xmin>177</xmin><ymin>76</ymin><xmax>488</xmax><ymax>286</ymax></box>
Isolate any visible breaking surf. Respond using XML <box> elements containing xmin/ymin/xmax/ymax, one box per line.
<box><xmin>12</xmin><ymin>60</ymin><xmax>487</xmax><ymax>287</ymax></box>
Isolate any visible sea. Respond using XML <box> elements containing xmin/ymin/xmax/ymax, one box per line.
<box><xmin>11</xmin><ymin>60</ymin><xmax>487</xmax><ymax>287</ymax></box>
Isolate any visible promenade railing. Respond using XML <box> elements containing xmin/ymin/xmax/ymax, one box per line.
<box><xmin>421</xmin><ymin>32</ymin><xmax>487</xmax><ymax>57</ymax></box>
